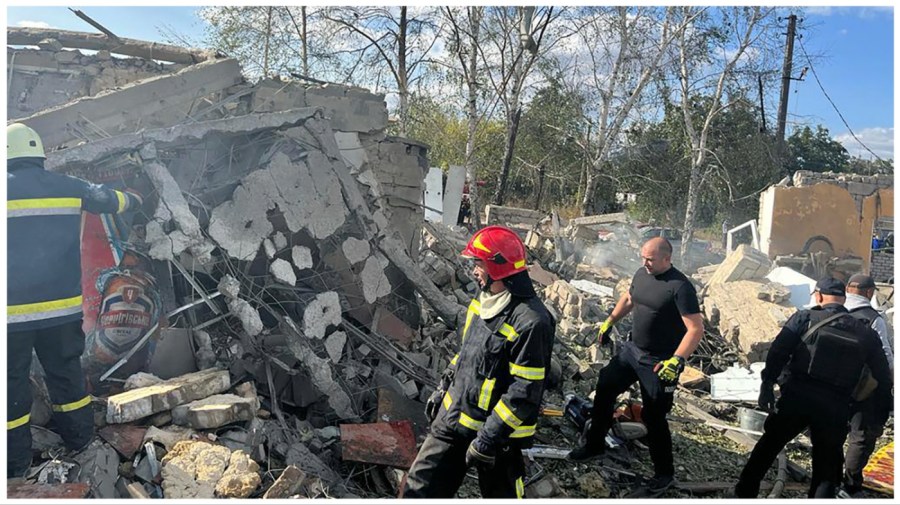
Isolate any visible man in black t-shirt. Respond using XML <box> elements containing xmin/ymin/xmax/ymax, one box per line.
<box><xmin>568</xmin><ymin>237</ymin><xmax>703</xmax><ymax>497</ymax></box>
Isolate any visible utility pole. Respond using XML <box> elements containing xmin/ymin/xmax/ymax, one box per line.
<box><xmin>757</xmin><ymin>74</ymin><xmax>767</xmax><ymax>133</ymax></box>
<box><xmin>776</xmin><ymin>14</ymin><xmax>797</xmax><ymax>143</ymax></box>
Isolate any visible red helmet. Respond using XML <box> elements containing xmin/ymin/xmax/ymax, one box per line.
<box><xmin>461</xmin><ymin>226</ymin><xmax>527</xmax><ymax>280</ymax></box>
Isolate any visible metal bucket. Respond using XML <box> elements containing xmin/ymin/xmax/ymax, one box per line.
<box><xmin>737</xmin><ymin>407</ymin><xmax>768</xmax><ymax>439</ymax></box>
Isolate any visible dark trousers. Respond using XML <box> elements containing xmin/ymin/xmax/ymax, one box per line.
<box><xmin>844</xmin><ymin>396</ymin><xmax>890</xmax><ymax>492</ymax></box>
<box><xmin>7</xmin><ymin>320</ymin><xmax>94</xmax><ymax>477</ymax></box>
<box><xmin>735</xmin><ymin>385</ymin><xmax>850</xmax><ymax>498</ymax></box>
<box><xmin>402</xmin><ymin>433</ymin><xmax>525</xmax><ymax>498</ymax></box>
<box><xmin>585</xmin><ymin>341</ymin><xmax>676</xmax><ymax>477</ymax></box>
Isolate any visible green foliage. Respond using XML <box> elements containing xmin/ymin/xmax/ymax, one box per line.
<box><xmin>786</xmin><ymin>125</ymin><xmax>850</xmax><ymax>173</ymax></box>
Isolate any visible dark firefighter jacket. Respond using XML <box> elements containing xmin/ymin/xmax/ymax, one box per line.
<box><xmin>7</xmin><ymin>157</ymin><xmax>141</xmax><ymax>332</ymax></box>
<box><xmin>432</xmin><ymin>294</ymin><xmax>555</xmax><ymax>447</ymax></box>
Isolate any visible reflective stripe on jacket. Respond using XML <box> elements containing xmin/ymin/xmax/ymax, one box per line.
<box><xmin>434</xmin><ymin>294</ymin><xmax>555</xmax><ymax>446</ymax></box>
<box><xmin>7</xmin><ymin>158</ymin><xmax>140</xmax><ymax>331</ymax></box>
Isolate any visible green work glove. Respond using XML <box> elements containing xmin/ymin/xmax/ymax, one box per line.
<box><xmin>598</xmin><ymin>319</ymin><xmax>614</xmax><ymax>346</ymax></box>
<box><xmin>654</xmin><ymin>355</ymin><xmax>685</xmax><ymax>384</ymax></box>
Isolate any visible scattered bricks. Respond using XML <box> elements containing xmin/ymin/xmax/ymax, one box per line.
<box><xmin>98</xmin><ymin>425</ymin><xmax>148</xmax><ymax>459</ymax></box>
<box><xmin>339</xmin><ymin>421</ymin><xmax>418</xmax><ymax>469</ymax></box>
<box><xmin>172</xmin><ymin>394</ymin><xmax>259</xmax><ymax>430</ymax></box>
<box><xmin>263</xmin><ymin>465</ymin><xmax>307</xmax><ymax>499</ymax></box>
<box><xmin>708</xmin><ymin>244</ymin><xmax>772</xmax><ymax>285</ymax></box>
<box><xmin>7</xmin><ymin>482</ymin><xmax>90</xmax><ymax>499</ymax></box>
<box><xmin>214</xmin><ymin>450</ymin><xmax>261</xmax><ymax>498</ymax></box>
<box><xmin>106</xmin><ymin>369</ymin><xmax>231</xmax><ymax>424</ymax></box>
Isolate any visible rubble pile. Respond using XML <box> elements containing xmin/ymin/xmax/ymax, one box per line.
<box><xmin>10</xmin><ymin>28</ymin><xmax>892</xmax><ymax>500</ymax></box>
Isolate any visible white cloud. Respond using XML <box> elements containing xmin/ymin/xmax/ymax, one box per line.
<box><xmin>838</xmin><ymin>28</ymin><xmax>848</xmax><ymax>36</ymax></box>
<box><xmin>804</xmin><ymin>6</ymin><xmax>893</xmax><ymax>20</ymax></box>
<box><xmin>16</xmin><ymin>20</ymin><xmax>53</xmax><ymax>29</ymax></box>
<box><xmin>834</xmin><ymin>127</ymin><xmax>894</xmax><ymax>160</ymax></box>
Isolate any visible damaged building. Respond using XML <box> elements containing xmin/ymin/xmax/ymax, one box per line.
<box><xmin>7</xmin><ymin>27</ymin><xmax>894</xmax><ymax>500</ymax></box>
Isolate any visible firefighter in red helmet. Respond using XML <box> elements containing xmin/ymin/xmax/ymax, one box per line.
<box><xmin>402</xmin><ymin>226</ymin><xmax>556</xmax><ymax>498</ymax></box>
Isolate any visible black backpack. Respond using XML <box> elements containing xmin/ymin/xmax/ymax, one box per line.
<box><xmin>799</xmin><ymin>311</ymin><xmax>872</xmax><ymax>396</ymax></box>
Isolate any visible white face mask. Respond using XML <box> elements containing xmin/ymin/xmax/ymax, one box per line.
<box><xmin>478</xmin><ymin>290</ymin><xmax>512</xmax><ymax>320</ymax></box>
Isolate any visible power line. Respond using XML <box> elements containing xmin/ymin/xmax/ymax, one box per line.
<box><xmin>796</xmin><ymin>34</ymin><xmax>886</xmax><ymax>163</ymax></box>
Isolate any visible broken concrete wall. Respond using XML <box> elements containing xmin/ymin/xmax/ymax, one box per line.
<box><xmin>871</xmin><ymin>251</ymin><xmax>893</xmax><ymax>282</ymax></box>
<box><xmin>484</xmin><ymin>204</ymin><xmax>544</xmax><ymax>229</ymax></box>
<box><xmin>7</xmin><ymin>47</ymin><xmax>183</xmax><ymax>119</ymax></box>
<box><xmin>758</xmin><ymin>180</ymin><xmax>893</xmax><ymax>273</ymax></box>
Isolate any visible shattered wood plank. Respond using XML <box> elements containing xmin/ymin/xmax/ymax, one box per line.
<box><xmin>675</xmin><ymin>481</ymin><xmax>807</xmax><ymax>495</ymax></box>
<box><xmin>302</xmin><ymin>116</ymin><xmax>465</xmax><ymax>329</ymax></box>
<box><xmin>45</xmin><ymin>108</ymin><xmax>322</xmax><ymax>173</ymax></box>
<box><xmin>8</xmin><ymin>27</ymin><xmax>212</xmax><ymax>64</ymax></box>
<box><xmin>7</xmin><ymin>482</ymin><xmax>91</xmax><ymax>499</ymax></box>
<box><xmin>19</xmin><ymin>58</ymin><xmax>243</xmax><ymax>150</ymax></box>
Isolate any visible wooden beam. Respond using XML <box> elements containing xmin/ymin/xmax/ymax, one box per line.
<box><xmin>7</xmin><ymin>27</ymin><xmax>211</xmax><ymax>64</ymax></box>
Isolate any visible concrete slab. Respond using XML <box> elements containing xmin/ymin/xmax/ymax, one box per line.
<box><xmin>99</xmin><ymin>425</ymin><xmax>148</xmax><ymax>459</ymax></box>
<box><xmin>106</xmin><ymin>369</ymin><xmax>231</xmax><ymax>424</ymax></box>
<box><xmin>423</xmin><ymin>167</ymin><xmax>444</xmax><ymax>223</ymax></box>
<box><xmin>339</xmin><ymin>421</ymin><xmax>417</xmax><ymax>469</ymax></box>
<box><xmin>20</xmin><ymin>58</ymin><xmax>242</xmax><ymax>149</ymax></box>
<box><xmin>263</xmin><ymin>465</ymin><xmax>307</xmax><ymax>499</ymax></box>
<box><xmin>171</xmin><ymin>394</ymin><xmax>259</xmax><ymax>429</ymax></box>
<box><xmin>441</xmin><ymin>165</ymin><xmax>466</xmax><ymax>227</ymax></box>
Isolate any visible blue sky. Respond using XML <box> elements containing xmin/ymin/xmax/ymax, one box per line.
<box><xmin>5</xmin><ymin>5</ymin><xmax>895</xmax><ymax>160</ymax></box>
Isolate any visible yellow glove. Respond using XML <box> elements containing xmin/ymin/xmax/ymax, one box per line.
<box><xmin>598</xmin><ymin>319</ymin><xmax>614</xmax><ymax>346</ymax></box>
<box><xmin>654</xmin><ymin>355</ymin><xmax>685</xmax><ymax>383</ymax></box>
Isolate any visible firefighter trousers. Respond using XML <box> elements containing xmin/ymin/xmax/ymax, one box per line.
<box><xmin>7</xmin><ymin>320</ymin><xmax>94</xmax><ymax>477</ymax></box>
<box><xmin>402</xmin><ymin>433</ymin><xmax>526</xmax><ymax>498</ymax></box>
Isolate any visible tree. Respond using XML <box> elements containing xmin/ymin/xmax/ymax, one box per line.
<box><xmin>478</xmin><ymin>7</ymin><xmax>563</xmax><ymax>205</ymax></box>
<box><xmin>322</xmin><ymin>7</ymin><xmax>441</xmax><ymax>136</ymax></box>
<box><xmin>563</xmin><ymin>7</ymin><xmax>698</xmax><ymax>216</ymax></box>
<box><xmin>671</xmin><ymin>6</ymin><xmax>776</xmax><ymax>264</ymax></box>
<box><xmin>786</xmin><ymin>125</ymin><xmax>850</xmax><ymax>173</ymax></box>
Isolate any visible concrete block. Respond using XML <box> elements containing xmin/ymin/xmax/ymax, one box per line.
<box><xmin>106</xmin><ymin>369</ymin><xmax>231</xmax><ymax>424</ymax></box>
<box><xmin>709</xmin><ymin>244</ymin><xmax>772</xmax><ymax>285</ymax></box>
<box><xmin>263</xmin><ymin>465</ymin><xmax>307</xmax><ymax>499</ymax></box>
<box><xmin>172</xmin><ymin>394</ymin><xmax>259</xmax><ymax>429</ymax></box>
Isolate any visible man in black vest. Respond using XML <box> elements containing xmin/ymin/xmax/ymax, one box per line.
<box><xmin>734</xmin><ymin>277</ymin><xmax>892</xmax><ymax>498</ymax></box>
<box><xmin>842</xmin><ymin>274</ymin><xmax>893</xmax><ymax>497</ymax></box>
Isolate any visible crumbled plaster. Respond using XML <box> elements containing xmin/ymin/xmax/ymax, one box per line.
<box><xmin>324</xmin><ymin>331</ymin><xmax>347</xmax><ymax>363</ymax></box>
<box><xmin>263</xmin><ymin>239</ymin><xmax>277</xmax><ymax>259</ymax></box>
<box><xmin>341</xmin><ymin>237</ymin><xmax>371</xmax><ymax>265</ymax></box>
<box><xmin>360</xmin><ymin>254</ymin><xmax>392</xmax><ymax>304</ymax></box>
<box><xmin>228</xmin><ymin>298</ymin><xmax>263</xmax><ymax>337</ymax></box>
<box><xmin>292</xmin><ymin>246</ymin><xmax>313</xmax><ymax>270</ymax></box>
<box><xmin>303</xmin><ymin>291</ymin><xmax>342</xmax><ymax>340</ymax></box>
<box><xmin>270</xmin><ymin>258</ymin><xmax>297</xmax><ymax>286</ymax></box>
<box><xmin>208</xmin><ymin>151</ymin><xmax>348</xmax><ymax>261</ymax></box>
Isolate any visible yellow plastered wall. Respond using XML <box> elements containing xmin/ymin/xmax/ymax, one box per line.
<box><xmin>759</xmin><ymin>185</ymin><xmax>893</xmax><ymax>272</ymax></box>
